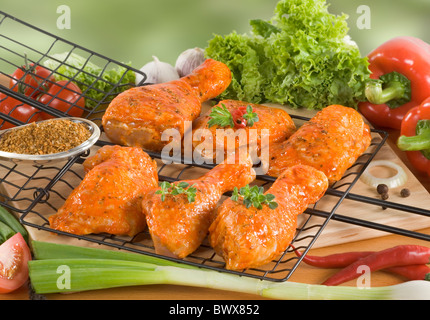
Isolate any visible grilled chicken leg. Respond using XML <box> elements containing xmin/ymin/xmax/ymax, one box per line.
<box><xmin>142</xmin><ymin>153</ymin><xmax>256</xmax><ymax>259</ymax></box>
<box><xmin>49</xmin><ymin>145</ymin><xmax>158</xmax><ymax>236</ymax></box>
<box><xmin>209</xmin><ymin>164</ymin><xmax>328</xmax><ymax>270</ymax></box>
<box><xmin>102</xmin><ymin>59</ymin><xmax>231</xmax><ymax>152</ymax></box>
<box><xmin>267</xmin><ymin>105</ymin><xmax>372</xmax><ymax>184</ymax></box>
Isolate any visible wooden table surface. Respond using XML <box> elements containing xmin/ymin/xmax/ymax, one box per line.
<box><xmin>0</xmin><ymin>76</ymin><xmax>429</xmax><ymax>301</ymax></box>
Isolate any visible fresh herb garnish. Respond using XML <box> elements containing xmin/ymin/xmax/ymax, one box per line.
<box><xmin>207</xmin><ymin>104</ymin><xmax>234</xmax><ymax>128</ymax></box>
<box><xmin>231</xmin><ymin>184</ymin><xmax>278</xmax><ymax>210</ymax></box>
<box><xmin>156</xmin><ymin>181</ymin><xmax>197</xmax><ymax>203</ymax></box>
<box><xmin>208</xmin><ymin>103</ymin><xmax>259</xmax><ymax>128</ymax></box>
<box><xmin>242</xmin><ymin>105</ymin><xmax>259</xmax><ymax>126</ymax></box>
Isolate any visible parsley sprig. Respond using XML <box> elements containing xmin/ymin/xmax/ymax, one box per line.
<box><xmin>231</xmin><ymin>184</ymin><xmax>278</xmax><ymax>210</ymax></box>
<box><xmin>207</xmin><ymin>103</ymin><xmax>259</xmax><ymax>128</ymax></box>
<box><xmin>207</xmin><ymin>104</ymin><xmax>234</xmax><ymax>128</ymax></box>
<box><xmin>156</xmin><ymin>181</ymin><xmax>197</xmax><ymax>203</ymax></box>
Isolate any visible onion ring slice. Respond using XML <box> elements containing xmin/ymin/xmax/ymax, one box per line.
<box><xmin>360</xmin><ymin>160</ymin><xmax>408</xmax><ymax>188</ymax></box>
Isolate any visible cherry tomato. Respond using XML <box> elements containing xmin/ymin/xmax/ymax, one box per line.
<box><xmin>9</xmin><ymin>63</ymin><xmax>54</xmax><ymax>98</ymax></box>
<box><xmin>0</xmin><ymin>233</ymin><xmax>32</xmax><ymax>294</ymax></box>
<box><xmin>38</xmin><ymin>80</ymin><xmax>85</xmax><ymax>119</ymax></box>
<box><xmin>231</xmin><ymin>106</ymin><xmax>247</xmax><ymax>129</ymax></box>
<box><xmin>0</xmin><ymin>93</ymin><xmax>41</xmax><ymax>129</ymax></box>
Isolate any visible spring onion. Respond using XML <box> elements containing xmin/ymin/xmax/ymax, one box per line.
<box><xmin>360</xmin><ymin>160</ymin><xmax>408</xmax><ymax>188</ymax></box>
<box><xmin>29</xmin><ymin>241</ymin><xmax>430</xmax><ymax>299</ymax></box>
<box><xmin>30</xmin><ymin>240</ymin><xmax>194</xmax><ymax>268</ymax></box>
<box><xmin>0</xmin><ymin>220</ymin><xmax>15</xmax><ymax>244</ymax></box>
<box><xmin>0</xmin><ymin>205</ymin><xmax>29</xmax><ymax>244</ymax></box>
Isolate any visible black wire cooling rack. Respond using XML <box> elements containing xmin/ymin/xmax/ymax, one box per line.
<box><xmin>1</xmin><ymin>11</ymin><xmax>430</xmax><ymax>282</ymax></box>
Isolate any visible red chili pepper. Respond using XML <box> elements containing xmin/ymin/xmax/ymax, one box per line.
<box><xmin>358</xmin><ymin>37</ymin><xmax>430</xmax><ymax>129</ymax></box>
<box><xmin>292</xmin><ymin>246</ymin><xmax>430</xmax><ymax>281</ymax></box>
<box><xmin>397</xmin><ymin>96</ymin><xmax>430</xmax><ymax>177</ymax></box>
<box><xmin>387</xmin><ymin>265</ymin><xmax>430</xmax><ymax>281</ymax></box>
<box><xmin>321</xmin><ymin>245</ymin><xmax>430</xmax><ymax>286</ymax></box>
<box><xmin>291</xmin><ymin>246</ymin><xmax>372</xmax><ymax>268</ymax></box>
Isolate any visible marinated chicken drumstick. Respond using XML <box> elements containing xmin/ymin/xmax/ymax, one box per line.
<box><xmin>142</xmin><ymin>153</ymin><xmax>256</xmax><ymax>259</ymax></box>
<box><xmin>49</xmin><ymin>145</ymin><xmax>158</xmax><ymax>237</ymax></box>
<box><xmin>209</xmin><ymin>164</ymin><xmax>328</xmax><ymax>270</ymax></box>
<box><xmin>102</xmin><ymin>59</ymin><xmax>231</xmax><ymax>152</ymax></box>
<box><xmin>191</xmin><ymin>99</ymin><xmax>296</xmax><ymax>164</ymax></box>
<box><xmin>267</xmin><ymin>104</ymin><xmax>372</xmax><ymax>184</ymax></box>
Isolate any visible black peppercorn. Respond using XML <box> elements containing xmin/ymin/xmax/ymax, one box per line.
<box><xmin>400</xmin><ymin>188</ymin><xmax>411</xmax><ymax>198</ymax></box>
<box><xmin>376</xmin><ymin>184</ymin><xmax>389</xmax><ymax>195</ymax></box>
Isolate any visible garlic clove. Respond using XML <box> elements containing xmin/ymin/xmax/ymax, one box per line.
<box><xmin>136</xmin><ymin>56</ymin><xmax>180</xmax><ymax>85</ymax></box>
<box><xmin>175</xmin><ymin>47</ymin><xmax>206</xmax><ymax>78</ymax></box>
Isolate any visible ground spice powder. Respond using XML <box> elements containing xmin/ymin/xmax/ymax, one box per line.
<box><xmin>0</xmin><ymin>119</ymin><xmax>91</xmax><ymax>155</ymax></box>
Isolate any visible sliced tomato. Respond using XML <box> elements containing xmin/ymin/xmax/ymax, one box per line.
<box><xmin>9</xmin><ymin>63</ymin><xmax>54</xmax><ymax>98</ymax></box>
<box><xmin>0</xmin><ymin>93</ymin><xmax>41</xmax><ymax>129</ymax></box>
<box><xmin>0</xmin><ymin>233</ymin><xmax>31</xmax><ymax>294</ymax></box>
<box><xmin>38</xmin><ymin>80</ymin><xmax>85</xmax><ymax>119</ymax></box>
<box><xmin>231</xmin><ymin>106</ymin><xmax>247</xmax><ymax>128</ymax></box>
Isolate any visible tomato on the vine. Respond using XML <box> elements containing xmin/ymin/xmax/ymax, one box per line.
<box><xmin>38</xmin><ymin>80</ymin><xmax>85</xmax><ymax>119</ymax></box>
<box><xmin>3</xmin><ymin>62</ymin><xmax>86</xmax><ymax>128</ymax></box>
<box><xmin>0</xmin><ymin>93</ymin><xmax>40</xmax><ymax>129</ymax></box>
<box><xmin>9</xmin><ymin>63</ymin><xmax>54</xmax><ymax>98</ymax></box>
<box><xmin>0</xmin><ymin>233</ymin><xmax>32</xmax><ymax>294</ymax></box>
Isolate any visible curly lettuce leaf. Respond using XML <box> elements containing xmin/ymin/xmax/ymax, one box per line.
<box><xmin>205</xmin><ymin>0</ymin><xmax>370</xmax><ymax>110</ymax></box>
<box><xmin>206</xmin><ymin>32</ymin><xmax>267</xmax><ymax>103</ymax></box>
<box><xmin>43</xmin><ymin>52</ymin><xmax>136</xmax><ymax>110</ymax></box>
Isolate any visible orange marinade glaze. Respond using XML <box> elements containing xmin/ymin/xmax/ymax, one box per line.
<box><xmin>267</xmin><ymin>105</ymin><xmax>372</xmax><ymax>184</ymax></box>
<box><xmin>192</xmin><ymin>99</ymin><xmax>297</xmax><ymax>160</ymax></box>
<box><xmin>209</xmin><ymin>164</ymin><xmax>329</xmax><ymax>271</ymax></box>
<box><xmin>49</xmin><ymin>145</ymin><xmax>158</xmax><ymax>237</ymax></box>
<box><xmin>102</xmin><ymin>59</ymin><xmax>231</xmax><ymax>152</ymax></box>
<box><xmin>142</xmin><ymin>154</ymin><xmax>256</xmax><ymax>259</ymax></box>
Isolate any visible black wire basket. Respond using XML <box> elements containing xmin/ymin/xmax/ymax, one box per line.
<box><xmin>1</xmin><ymin>11</ymin><xmax>430</xmax><ymax>282</ymax></box>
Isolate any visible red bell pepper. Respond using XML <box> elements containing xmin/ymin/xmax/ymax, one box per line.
<box><xmin>397</xmin><ymin>96</ymin><xmax>430</xmax><ymax>176</ymax></box>
<box><xmin>359</xmin><ymin>36</ymin><xmax>430</xmax><ymax>129</ymax></box>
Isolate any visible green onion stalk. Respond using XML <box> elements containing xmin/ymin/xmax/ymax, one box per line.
<box><xmin>29</xmin><ymin>241</ymin><xmax>430</xmax><ymax>300</ymax></box>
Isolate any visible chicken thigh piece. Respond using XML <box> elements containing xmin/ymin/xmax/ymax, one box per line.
<box><xmin>191</xmin><ymin>100</ymin><xmax>296</xmax><ymax>162</ymax></box>
<box><xmin>267</xmin><ymin>105</ymin><xmax>372</xmax><ymax>184</ymax></box>
<box><xmin>142</xmin><ymin>153</ymin><xmax>256</xmax><ymax>259</ymax></box>
<box><xmin>49</xmin><ymin>145</ymin><xmax>158</xmax><ymax>237</ymax></box>
<box><xmin>102</xmin><ymin>59</ymin><xmax>232</xmax><ymax>152</ymax></box>
<box><xmin>209</xmin><ymin>164</ymin><xmax>328</xmax><ymax>270</ymax></box>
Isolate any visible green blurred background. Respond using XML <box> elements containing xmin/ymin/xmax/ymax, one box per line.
<box><xmin>1</xmin><ymin>0</ymin><xmax>429</xmax><ymax>72</ymax></box>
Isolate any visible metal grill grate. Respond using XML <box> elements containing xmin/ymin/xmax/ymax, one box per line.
<box><xmin>1</xmin><ymin>11</ymin><xmax>430</xmax><ymax>282</ymax></box>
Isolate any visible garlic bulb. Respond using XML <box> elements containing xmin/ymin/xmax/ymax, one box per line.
<box><xmin>175</xmin><ymin>47</ymin><xmax>206</xmax><ymax>77</ymax></box>
<box><xmin>136</xmin><ymin>56</ymin><xmax>179</xmax><ymax>85</ymax></box>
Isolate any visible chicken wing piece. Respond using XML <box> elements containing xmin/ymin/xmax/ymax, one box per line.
<box><xmin>49</xmin><ymin>145</ymin><xmax>158</xmax><ymax>237</ymax></box>
<box><xmin>191</xmin><ymin>100</ymin><xmax>296</xmax><ymax>164</ymax></box>
<box><xmin>267</xmin><ymin>105</ymin><xmax>372</xmax><ymax>184</ymax></box>
<box><xmin>142</xmin><ymin>153</ymin><xmax>256</xmax><ymax>259</ymax></box>
<box><xmin>102</xmin><ymin>59</ymin><xmax>231</xmax><ymax>152</ymax></box>
<box><xmin>209</xmin><ymin>165</ymin><xmax>328</xmax><ymax>270</ymax></box>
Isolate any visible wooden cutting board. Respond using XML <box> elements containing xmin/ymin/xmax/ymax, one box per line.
<box><xmin>0</xmin><ymin>98</ymin><xmax>429</xmax><ymax>253</ymax></box>
<box><xmin>269</xmin><ymin>104</ymin><xmax>430</xmax><ymax>248</ymax></box>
